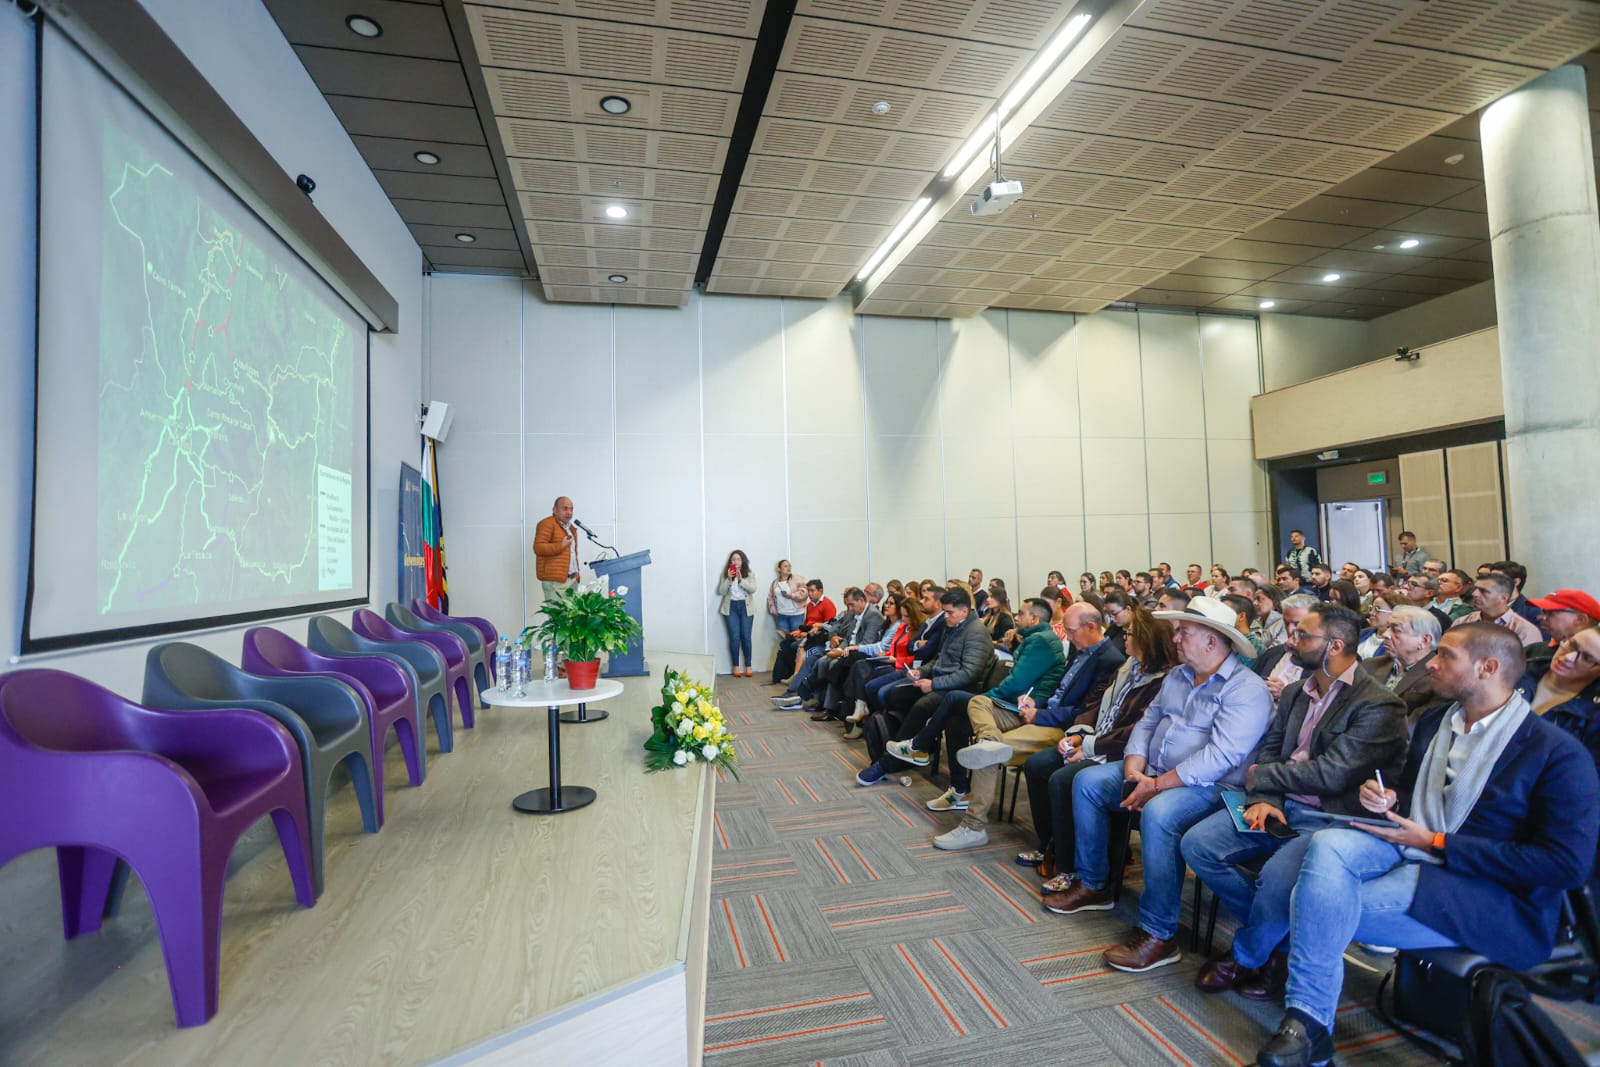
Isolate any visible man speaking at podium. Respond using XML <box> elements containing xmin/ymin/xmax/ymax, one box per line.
<box><xmin>534</xmin><ymin>496</ymin><xmax>581</xmax><ymax>600</ymax></box>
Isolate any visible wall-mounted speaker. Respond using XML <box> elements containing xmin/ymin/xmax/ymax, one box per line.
<box><xmin>421</xmin><ymin>401</ymin><xmax>454</xmax><ymax>441</ymax></box>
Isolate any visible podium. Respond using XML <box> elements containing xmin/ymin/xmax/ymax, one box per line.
<box><xmin>591</xmin><ymin>549</ymin><xmax>651</xmax><ymax>677</ymax></box>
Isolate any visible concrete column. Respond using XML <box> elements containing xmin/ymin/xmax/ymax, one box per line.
<box><xmin>1481</xmin><ymin>64</ymin><xmax>1600</xmax><ymax>594</ymax></box>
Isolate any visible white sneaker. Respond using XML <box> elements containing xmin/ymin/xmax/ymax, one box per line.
<box><xmin>933</xmin><ymin>825</ymin><xmax>988</xmax><ymax>851</ymax></box>
<box><xmin>886</xmin><ymin>739</ymin><xmax>931</xmax><ymax>766</ymax></box>
<box><xmin>771</xmin><ymin>696</ymin><xmax>802</xmax><ymax>709</ymax></box>
<box><xmin>957</xmin><ymin>739</ymin><xmax>1015</xmax><ymax>770</ymax></box>
<box><xmin>926</xmin><ymin>788</ymin><xmax>969</xmax><ymax>811</ymax></box>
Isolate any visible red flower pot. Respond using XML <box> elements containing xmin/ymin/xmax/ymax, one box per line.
<box><xmin>566</xmin><ymin>659</ymin><xmax>601</xmax><ymax>690</ymax></box>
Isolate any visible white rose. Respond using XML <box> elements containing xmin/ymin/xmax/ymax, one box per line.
<box><xmin>702</xmin><ymin>743</ymin><xmax>719</xmax><ymax>760</ymax></box>
<box><xmin>671</xmin><ymin>701</ymin><xmax>684</xmax><ymax>714</ymax></box>
<box><xmin>676</xmin><ymin>719</ymin><xmax>692</xmax><ymax>736</ymax></box>
<box><xmin>672</xmin><ymin>750</ymin><xmax>688</xmax><ymax>766</ymax></box>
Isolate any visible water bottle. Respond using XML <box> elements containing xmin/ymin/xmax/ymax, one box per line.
<box><xmin>513</xmin><ymin>644</ymin><xmax>531</xmax><ymax>696</ymax></box>
<box><xmin>495</xmin><ymin>636</ymin><xmax>512</xmax><ymax>691</ymax></box>
<box><xmin>543</xmin><ymin>641</ymin><xmax>558</xmax><ymax>682</ymax></box>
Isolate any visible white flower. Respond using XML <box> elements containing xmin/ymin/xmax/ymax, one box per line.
<box><xmin>702</xmin><ymin>743</ymin><xmax>720</xmax><ymax>760</ymax></box>
<box><xmin>672</xmin><ymin>750</ymin><xmax>688</xmax><ymax>766</ymax></box>
<box><xmin>671</xmin><ymin>701</ymin><xmax>684</xmax><ymax>714</ymax></box>
<box><xmin>676</xmin><ymin>719</ymin><xmax>692</xmax><ymax>736</ymax></box>
<box><xmin>615</xmin><ymin>585</ymin><xmax>629</xmax><ymax>596</ymax></box>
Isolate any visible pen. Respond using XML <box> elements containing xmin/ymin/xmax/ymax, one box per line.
<box><xmin>1375</xmin><ymin>769</ymin><xmax>1389</xmax><ymax>809</ymax></box>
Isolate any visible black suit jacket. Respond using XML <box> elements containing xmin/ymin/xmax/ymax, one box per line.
<box><xmin>1246</xmin><ymin>669</ymin><xmax>1409</xmax><ymax>814</ymax></box>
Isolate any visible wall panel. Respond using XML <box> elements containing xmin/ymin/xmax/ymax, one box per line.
<box><xmin>427</xmin><ymin>282</ymin><xmax>1270</xmax><ymax>671</ymax></box>
<box><xmin>1447</xmin><ymin>442</ymin><xmax>1506</xmax><ymax>569</ymax></box>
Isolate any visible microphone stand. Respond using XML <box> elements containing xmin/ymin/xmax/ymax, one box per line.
<box><xmin>580</xmin><ymin>527</ymin><xmax>620</xmax><ymax>564</ymax></box>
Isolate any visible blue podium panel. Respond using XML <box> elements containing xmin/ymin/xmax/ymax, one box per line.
<box><xmin>591</xmin><ymin>550</ymin><xmax>651</xmax><ymax>677</ymax></box>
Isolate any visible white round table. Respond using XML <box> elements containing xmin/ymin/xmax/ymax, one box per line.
<box><xmin>482</xmin><ymin>678</ymin><xmax>626</xmax><ymax>814</ymax></box>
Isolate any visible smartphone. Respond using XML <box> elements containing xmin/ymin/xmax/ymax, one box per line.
<box><xmin>1263</xmin><ymin>817</ymin><xmax>1297</xmax><ymax>841</ymax></box>
<box><xmin>1120</xmin><ymin>778</ymin><xmax>1139</xmax><ymax>801</ymax></box>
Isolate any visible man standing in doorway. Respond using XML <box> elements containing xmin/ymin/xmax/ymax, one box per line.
<box><xmin>1395</xmin><ymin>531</ymin><xmax>1428</xmax><ymax>576</ymax></box>
<box><xmin>533</xmin><ymin>496</ymin><xmax>581</xmax><ymax>599</ymax></box>
<box><xmin>1284</xmin><ymin>530</ymin><xmax>1321</xmax><ymax>585</ymax></box>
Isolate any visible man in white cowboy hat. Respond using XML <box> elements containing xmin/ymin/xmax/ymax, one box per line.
<box><xmin>1042</xmin><ymin>596</ymin><xmax>1274</xmax><ymax>975</ymax></box>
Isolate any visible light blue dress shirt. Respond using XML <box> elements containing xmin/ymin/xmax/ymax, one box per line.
<box><xmin>1124</xmin><ymin>653</ymin><xmax>1273</xmax><ymax>788</ymax></box>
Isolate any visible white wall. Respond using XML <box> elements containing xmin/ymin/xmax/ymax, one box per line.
<box><xmin>0</xmin><ymin>0</ymin><xmax>424</xmax><ymax>694</ymax></box>
<box><xmin>425</xmin><ymin>282</ymin><xmax>1271</xmax><ymax>674</ymax></box>
<box><xmin>1258</xmin><ymin>313</ymin><xmax>1372</xmax><ymax>391</ymax></box>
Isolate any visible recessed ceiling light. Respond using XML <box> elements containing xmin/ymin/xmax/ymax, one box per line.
<box><xmin>345</xmin><ymin>15</ymin><xmax>382</xmax><ymax>38</ymax></box>
<box><xmin>1444</xmin><ymin>153</ymin><xmax>1465</xmax><ymax>166</ymax></box>
<box><xmin>1344</xmin><ymin>307</ymin><xmax>1359</xmax><ymax>314</ymax></box>
<box><xmin>454</xmin><ymin>233</ymin><xmax>475</xmax><ymax>243</ymax></box>
<box><xmin>1372</xmin><ymin>244</ymin><xmax>1386</xmax><ymax>250</ymax></box>
<box><xmin>1258</xmin><ymin>300</ymin><xmax>1276</xmax><ymax>309</ymax></box>
<box><xmin>604</xmin><ymin>205</ymin><xmax>628</xmax><ymax>219</ymax></box>
<box><xmin>413</xmin><ymin>150</ymin><xmax>440</xmax><ymax>165</ymax></box>
<box><xmin>872</xmin><ymin>100</ymin><xmax>891</xmax><ymax>115</ymax></box>
<box><xmin>599</xmin><ymin>95</ymin><xmax>631</xmax><ymax>115</ymax></box>
<box><xmin>1398</xmin><ymin>238</ymin><xmax>1420</xmax><ymax>249</ymax></box>
<box><xmin>1322</xmin><ymin>272</ymin><xmax>1342</xmax><ymax>283</ymax></box>
<box><xmin>607</xmin><ymin>274</ymin><xmax>628</xmax><ymax>283</ymax></box>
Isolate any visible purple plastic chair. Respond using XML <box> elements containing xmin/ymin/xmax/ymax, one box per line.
<box><xmin>0</xmin><ymin>669</ymin><xmax>316</xmax><ymax>1028</ymax></box>
<box><xmin>242</xmin><ymin>627</ymin><xmax>425</xmax><ymax>826</ymax></box>
<box><xmin>354</xmin><ymin>608</ymin><xmax>475</xmax><ymax>731</ymax></box>
<box><xmin>390</xmin><ymin>601</ymin><xmax>488</xmax><ymax>704</ymax></box>
<box><xmin>414</xmin><ymin>599</ymin><xmax>499</xmax><ymax>684</ymax></box>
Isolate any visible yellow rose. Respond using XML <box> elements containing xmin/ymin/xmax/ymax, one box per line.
<box><xmin>693</xmin><ymin>724</ymin><xmax>708</xmax><ymax>741</ymax></box>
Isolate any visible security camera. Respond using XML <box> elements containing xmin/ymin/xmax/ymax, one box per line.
<box><xmin>296</xmin><ymin>174</ymin><xmax>316</xmax><ymax>198</ymax></box>
<box><xmin>1394</xmin><ymin>346</ymin><xmax>1420</xmax><ymax>362</ymax></box>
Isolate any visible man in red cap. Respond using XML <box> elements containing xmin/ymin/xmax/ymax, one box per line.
<box><xmin>1527</xmin><ymin>589</ymin><xmax>1600</xmax><ymax>666</ymax></box>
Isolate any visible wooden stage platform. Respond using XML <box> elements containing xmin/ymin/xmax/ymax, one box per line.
<box><xmin>0</xmin><ymin>655</ymin><xmax>717</xmax><ymax>1066</ymax></box>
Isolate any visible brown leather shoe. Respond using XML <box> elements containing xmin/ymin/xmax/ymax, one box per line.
<box><xmin>1104</xmin><ymin>929</ymin><xmax>1181</xmax><ymax>973</ymax></box>
<box><xmin>1196</xmin><ymin>950</ymin><xmax>1258</xmax><ymax>993</ymax></box>
<box><xmin>1041</xmin><ymin>882</ymin><xmax>1114</xmax><ymax>915</ymax></box>
<box><xmin>809</xmin><ymin>709</ymin><xmax>831</xmax><ymax>722</ymax></box>
<box><xmin>1237</xmin><ymin>950</ymin><xmax>1287</xmax><ymax>1000</ymax></box>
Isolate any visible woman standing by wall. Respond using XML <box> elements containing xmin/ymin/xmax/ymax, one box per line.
<box><xmin>717</xmin><ymin>550</ymin><xmax>758</xmax><ymax>677</ymax></box>
<box><xmin>768</xmin><ymin>559</ymin><xmax>806</xmax><ymax>642</ymax></box>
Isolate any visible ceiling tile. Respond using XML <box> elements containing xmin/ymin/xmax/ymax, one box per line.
<box><xmin>327</xmin><ymin>96</ymin><xmax>486</xmax><ymax>145</ymax></box>
<box><xmin>1384</xmin><ymin>0</ymin><xmax>1600</xmax><ymax>67</ymax></box>
<box><xmin>392</xmin><ymin>198</ymin><xmax>517</xmax><ymax>229</ymax></box>
<box><xmin>1127</xmin><ymin>0</ymin><xmax>1419</xmax><ymax>60</ymax></box>
<box><xmin>353</xmin><ymin>136</ymin><xmax>499</xmax><ymax>178</ymax></box>
<box><xmin>752</xmin><ymin>118</ymin><xmax>955</xmax><ymax>169</ymax></box>
<box><xmin>296</xmin><ymin>46</ymin><xmax>473</xmax><ymax>106</ymax></box>
<box><xmin>764</xmin><ymin>72</ymin><xmax>992</xmax><ymax>139</ymax></box>
<box><xmin>477</xmin><ymin>0</ymin><xmax>766</xmax><ymax>37</ymax></box>
<box><xmin>1248</xmin><ymin>92</ymin><xmax>1454</xmax><ymax>151</ymax></box>
<box><xmin>484</xmin><ymin>71</ymin><xmax>739</xmax><ymax>136</ymax></box>
<box><xmin>1206</xmin><ymin>238</ymin><xmax>1333</xmax><ymax>265</ymax></box>
<box><xmin>1245</xmin><ymin>218</ymin><xmax>1377</xmax><ymax>248</ymax></box>
<box><xmin>1389</xmin><ymin>206</ymin><xmax>1490</xmax><ymax>239</ymax></box>
<box><xmin>1377</xmin><ymin>134</ymin><xmax>1485</xmax><ymax>179</ymax></box>
<box><xmin>796</xmin><ymin>0</ymin><xmax>1074</xmax><ymax>49</ymax></box>
<box><xmin>778</xmin><ymin>17</ymin><xmax>1030</xmax><ymax>97</ymax></box>
<box><xmin>1173</xmin><ymin>257</ymin><xmax>1283</xmax><ymax>281</ymax></box>
<box><xmin>410</xmin><ymin>224</ymin><xmax>520</xmax><ymax>250</ymax></box>
<box><xmin>266</xmin><ymin>0</ymin><xmax>457</xmax><ymax>59</ymax></box>
<box><xmin>421</xmin><ymin>244</ymin><xmax>527</xmax><ymax>270</ymax></box>
<box><xmin>1201</xmin><ymin>133</ymin><xmax>1387</xmax><ymax>182</ymax></box>
<box><xmin>376</xmin><ymin>171</ymin><xmax>506</xmax><ymax>204</ymax></box>
<box><xmin>1034</xmin><ymin>83</ymin><xmax>1258</xmax><ymax>149</ymax></box>
<box><xmin>1278</xmin><ymin>194</ymin><xmax>1419</xmax><ymax>229</ymax></box>
<box><xmin>1078</xmin><ymin>27</ymin><xmax>1333</xmax><ymax>110</ymax></box>
<box><xmin>1341</xmin><ymin>230</ymin><xmax>1478</xmax><ymax>257</ymax></box>
<box><xmin>1401</xmin><ymin>257</ymin><xmax>1494</xmax><ymax>281</ymax></box>
<box><xmin>498</xmin><ymin>118</ymin><xmax>728</xmax><ymax>171</ymax></box>
<box><xmin>1270</xmin><ymin>265</ymin><xmax>1380</xmax><ymax>288</ymax></box>
<box><xmin>1328</xmin><ymin>168</ymin><xmax>1479</xmax><ymax>206</ymax></box>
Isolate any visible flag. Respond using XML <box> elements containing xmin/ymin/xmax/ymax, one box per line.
<box><xmin>422</xmin><ymin>437</ymin><xmax>448</xmax><ymax>610</ymax></box>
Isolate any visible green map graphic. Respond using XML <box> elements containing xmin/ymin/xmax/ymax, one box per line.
<box><xmin>97</xmin><ymin>122</ymin><xmax>356</xmax><ymax>616</ymax></box>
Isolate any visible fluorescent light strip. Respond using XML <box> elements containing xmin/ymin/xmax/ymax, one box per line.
<box><xmin>856</xmin><ymin>197</ymin><xmax>932</xmax><ymax>281</ymax></box>
<box><xmin>941</xmin><ymin>12</ymin><xmax>1091</xmax><ymax>179</ymax></box>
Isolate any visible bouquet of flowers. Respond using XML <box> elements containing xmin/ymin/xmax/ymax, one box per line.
<box><xmin>644</xmin><ymin>667</ymin><xmax>740</xmax><ymax>779</ymax></box>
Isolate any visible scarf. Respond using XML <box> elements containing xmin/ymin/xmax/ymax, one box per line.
<box><xmin>1405</xmin><ymin>691</ymin><xmax>1530</xmax><ymax>863</ymax></box>
<box><xmin>1096</xmin><ymin>658</ymin><xmax>1145</xmax><ymax>735</ymax></box>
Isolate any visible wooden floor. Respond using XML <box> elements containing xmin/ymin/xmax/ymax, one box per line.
<box><xmin>0</xmin><ymin>655</ymin><xmax>714</xmax><ymax>1066</ymax></box>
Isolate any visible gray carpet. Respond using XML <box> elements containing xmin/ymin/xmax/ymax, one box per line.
<box><xmin>699</xmin><ymin>672</ymin><xmax>1576</xmax><ymax>1066</ymax></box>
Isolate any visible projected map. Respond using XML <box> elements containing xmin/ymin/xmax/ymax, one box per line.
<box><xmin>97</xmin><ymin>124</ymin><xmax>357</xmax><ymax>616</ymax></box>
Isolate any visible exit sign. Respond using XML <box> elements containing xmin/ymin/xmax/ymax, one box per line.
<box><xmin>1368</xmin><ymin>472</ymin><xmax>1388</xmax><ymax>485</ymax></box>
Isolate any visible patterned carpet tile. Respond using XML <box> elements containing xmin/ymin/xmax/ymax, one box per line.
<box><xmin>766</xmin><ymin>802</ymin><xmax>885</xmax><ymax>845</ymax></box>
<box><xmin>703</xmin><ymin>956</ymin><xmax>896</xmax><ymax>1066</ymax></box>
<box><xmin>710</xmin><ymin>888</ymin><xmax>843</xmax><ymax>972</ymax></box>
<box><xmin>710</xmin><ymin>845</ymin><xmax>802</xmax><ymax>890</ymax></box>
<box><xmin>713</xmin><ymin>805</ymin><xmax>780</xmax><ymax>850</ymax></box>
<box><xmin>898</xmin><ymin>1016</ymin><xmax>1124</xmax><ymax>1066</ymax></box>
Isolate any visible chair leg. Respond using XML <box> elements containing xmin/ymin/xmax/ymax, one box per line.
<box><xmin>56</xmin><ymin>846</ymin><xmax>121</xmax><ymax>939</ymax></box>
<box><xmin>305</xmin><ymin>778</ymin><xmax>329</xmax><ymax>899</ymax></box>
<box><xmin>270</xmin><ymin>807</ymin><xmax>318</xmax><ymax>906</ymax></box>
<box><xmin>453</xmin><ymin>676</ymin><xmax>476</xmax><ymax>729</ymax></box>
<box><xmin>141</xmin><ymin>847</ymin><xmax>229</xmax><ymax>1028</ymax></box>
<box><xmin>1205</xmin><ymin>892</ymin><xmax>1221</xmax><ymax>957</ymax></box>
<box><xmin>473</xmin><ymin>661</ymin><xmax>489</xmax><ymax>705</ymax></box>
<box><xmin>1007</xmin><ymin>767</ymin><xmax>1021</xmax><ymax>823</ymax></box>
<box><xmin>1107</xmin><ymin>815</ymin><xmax>1132</xmax><ymax>906</ymax></box>
<box><xmin>995</xmin><ymin>767</ymin><xmax>1008</xmax><ymax>819</ymax></box>
<box><xmin>1189</xmin><ymin>875</ymin><xmax>1203</xmax><ymax>953</ymax></box>
<box><xmin>395</xmin><ymin>714</ymin><xmax>426</xmax><ymax>786</ymax></box>
<box><xmin>428</xmin><ymin>692</ymin><xmax>453</xmax><ymax>753</ymax></box>
<box><xmin>345</xmin><ymin>750</ymin><xmax>381</xmax><ymax>833</ymax></box>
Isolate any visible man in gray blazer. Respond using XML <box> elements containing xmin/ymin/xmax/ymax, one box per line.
<box><xmin>774</xmin><ymin>587</ymin><xmax>882</xmax><ymax>709</ymax></box>
<box><xmin>1181</xmin><ymin>603</ymin><xmax>1409</xmax><ymax>999</ymax></box>
<box><xmin>1356</xmin><ymin>605</ymin><xmax>1444</xmax><ymax>728</ymax></box>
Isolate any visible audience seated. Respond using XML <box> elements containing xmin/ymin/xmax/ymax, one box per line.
<box><xmin>1274</xmin><ymin>565</ymin><xmax>1309</xmax><ymax>596</ymax></box>
<box><xmin>1130</xmin><ymin>571</ymin><xmax>1160</xmax><ymax>609</ymax></box>
<box><xmin>772</xmin><ymin>586</ymin><xmax>881</xmax><ymax>710</ymax></box>
<box><xmin>1526</xmin><ymin>588</ymin><xmax>1600</xmax><ymax>665</ymax></box>
<box><xmin>1100</xmin><ymin>590</ymin><xmax>1131</xmax><ymax>654</ymax></box>
<box><xmin>812</xmin><ymin>592</ymin><xmax>910</xmax><ymax>723</ymax></box>
<box><xmin>1181</xmin><ymin>603</ymin><xmax>1408</xmax><ymax>1000</ymax></box>
<box><xmin>1307</xmin><ymin>564</ymin><xmax>1334</xmax><ymax>601</ymax></box>
<box><xmin>882</xmin><ymin>598</ymin><xmax>1067</xmax><ymax>824</ymax></box>
<box><xmin>1255</xmin><ymin>594</ymin><xmax>1317</xmax><ymax>700</ymax></box>
<box><xmin>1398</xmin><ymin>573</ymin><xmax>1454</xmax><ymax>633</ymax></box>
<box><xmin>1041</xmin><ymin>598</ymin><xmax>1273</xmax><ymax>973</ymax></box>
<box><xmin>769</xmin><ymin>579</ymin><xmax>835</xmax><ymax>684</ymax></box>
<box><xmin>1246</xmin><ymin>624</ymin><xmax>1598</xmax><ymax>1067</ymax></box>
<box><xmin>917</xmin><ymin>603</ymin><xmax>1116</xmax><ymax>850</ymax></box>
<box><xmin>1489</xmin><ymin>560</ymin><xmax>1542</xmax><ymax>625</ymax></box>
<box><xmin>1157</xmin><ymin>588</ymin><xmax>1191</xmax><ymax>613</ymax></box>
<box><xmin>1021</xmin><ymin>606</ymin><xmax>1177</xmax><ymax>888</ymax></box>
<box><xmin>1357</xmin><ymin>605</ymin><xmax>1446</xmax><ymax>728</ymax></box>
<box><xmin>1455</xmin><ymin>571</ymin><xmax>1543</xmax><ymax>648</ymax></box>
<box><xmin>854</xmin><ymin>588</ymin><xmax>993</xmax><ymax>786</ymax></box>
<box><xmin>1432</xmin><ymin>568</ymin><xmax>1475</xmax><ymax>620</ymax></box>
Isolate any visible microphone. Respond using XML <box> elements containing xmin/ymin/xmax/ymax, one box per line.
<box><xmin>573</xmin><ymin>518</ymin><xmax>596</xmax><ymax>536</ymax></box>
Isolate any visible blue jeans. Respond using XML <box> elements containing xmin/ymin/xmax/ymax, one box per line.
<box><xmin>1179</xmin><ymin>800</ymin><xmax>1325</xmax><ymax>966</ymax></box>
<box><xmin>1281</xmin><ymin>829</ymin><xmax>1454</xmax><ymax>1028</ymax></box>
<box><xmin>723</xmin><ymin>601</ymin><xmax>752</xmax><ymax>668</ymax></box>
<box><xmin>788</xmin><ymin>645</ymin><xmax>825</xmax><ymax>695</ymax></box>
<box><xmin>1073</xmin><ymin>760</ymin><xmax>1223</xmax><ymax>942</ymax></box>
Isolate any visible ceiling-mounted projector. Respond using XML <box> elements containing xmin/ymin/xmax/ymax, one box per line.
<box><xmin>970</xmin><ymin>179</ymin><xmax>1023</xmax><ymax>216</ymax></box>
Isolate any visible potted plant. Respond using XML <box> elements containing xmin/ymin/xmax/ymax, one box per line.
<box><xmin>522</xmin><ymin>586</ymin><xmax>642</xmax><ymax>690</ymax></box>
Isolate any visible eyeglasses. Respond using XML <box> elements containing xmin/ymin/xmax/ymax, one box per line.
<box><xmin>1557</xmin><ymin>638</ymin><xmax>1600</xmax><ymax>669</ymax></box>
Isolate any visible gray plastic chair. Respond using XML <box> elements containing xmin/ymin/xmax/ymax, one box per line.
<box><xmin>142</xmin><ymin>643</ymin><xmax>378</xmax><ymax>897</ymax></box>
<box><xmin>309</xmin><ymin>615</ymin><xmax>453</xmax><ymax>753</ymax></box>
<box><xmin>387</xmin><ymin>602</ymin><xmax>489</xmax><ymax>707</ymax></box>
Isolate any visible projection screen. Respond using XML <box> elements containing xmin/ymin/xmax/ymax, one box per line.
<box><xmin>25</xmin><ymin>26</ymin><xmax>370</xmax><ymax>652</ymax></box>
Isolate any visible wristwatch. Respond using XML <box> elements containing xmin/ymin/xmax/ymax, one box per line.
<box><xmin>1431</xmin><ymin>831</ymin><xmax>1446</xmax><ymax>852</ymax></box>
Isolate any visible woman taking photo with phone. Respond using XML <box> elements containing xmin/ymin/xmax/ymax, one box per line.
<box><xmin>717</xmin><ymin>550</ymin><xmax>758</xmax><ymax>677</ymax></box>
